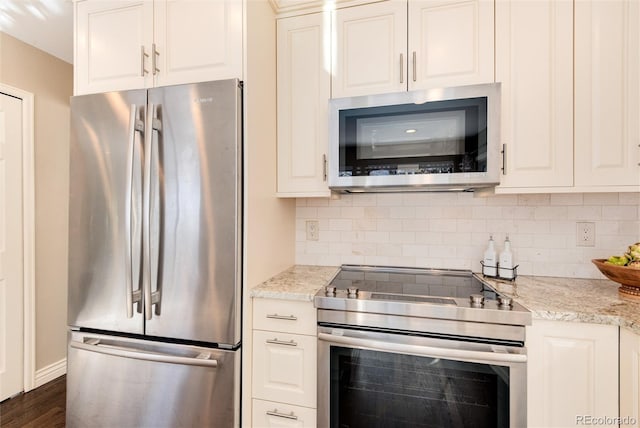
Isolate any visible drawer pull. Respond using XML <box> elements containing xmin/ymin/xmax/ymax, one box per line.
<box><xmin>266</xmin><ymin>313</ymin><xmax>297</xmax><ymax>321</ymax></box>
<box><xmin>266</xmin><ymin>410</ymin><xmax>298</xmax><ymax>420</ymax></box>
<box><xmin>266</xmin><ymin>338</ymin><xmax>298</xmax><ymax>347</ymax></box>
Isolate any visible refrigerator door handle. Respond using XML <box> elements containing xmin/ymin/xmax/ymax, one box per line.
<box><xmin>126</xmin><ymin>104</ymin><xmax>143</xmax><ymax>318</ymax></box>
<box><xmin>69</xmin><ymin>339</ymin><xmax>219</xmax><ymax>368</ymax></box>
<box><xmin>143</xmin><ymin>103</ymin><xmax>162</xmax><ymax>321</ymax></box>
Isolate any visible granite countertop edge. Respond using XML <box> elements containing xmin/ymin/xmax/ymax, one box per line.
<box><xmin>251</xmin><ymin>265</ymin><xmax>640</xmax><ymax>335</ymax></box>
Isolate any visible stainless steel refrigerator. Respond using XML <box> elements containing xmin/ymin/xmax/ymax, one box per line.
<box><xmin>66</xmin><ymin>79</ymin><xmax>242</xmax><ymax>427</ymax></box>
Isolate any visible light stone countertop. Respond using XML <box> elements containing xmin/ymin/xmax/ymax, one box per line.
<box><xmin>250</xmin><ymin>265</ymin><xmax>340</xmax><ymax>302</ymax></box>
<box><xmin>479</xmin><ymin>275</ymin><xmax>640</xmax><ymax>335</ymax></box>
<box><xmin>251</xmin><ymin>265</ymin><xmax>640</xmax><ymax>335</ymax></box>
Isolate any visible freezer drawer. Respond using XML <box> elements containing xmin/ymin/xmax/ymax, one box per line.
<box><xmin>66</xmin><ymin>331</ymin><xmax>239</xmax><ymax>428</ymax></box>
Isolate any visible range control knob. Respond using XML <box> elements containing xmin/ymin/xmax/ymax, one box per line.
<box><xmin>498</xmin><ymin>295</ymin><xmax>513</xmax><ymax>309</ymax></box>
<box><xmin>324</xmin><ymin>286</ymin><xmax>336</xmax><ymax>296</ymax></box>
<box><xmin>469</xmin><ymin>294</ymin><xmax>485</xmax><ymax>306</ymax></box>
<box><xmin>347</xmin><ymin>287</ymin><xmax>359</xmax><ymax>298</ymax></box>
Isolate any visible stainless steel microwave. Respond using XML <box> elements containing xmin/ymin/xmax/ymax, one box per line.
<box><xmin>328</xmin><ymin>83</ymin><xmax>501</xmax><ymax>192</ymax></box>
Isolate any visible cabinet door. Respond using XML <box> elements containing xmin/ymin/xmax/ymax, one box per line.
<box><xmin>252</xmin><ymin>330</ymin><xmax>317</xmax><ymax>408</ymax></box>
<box><xmin>153</xmin><ymin>0</ymin><xmax>243</xmax><ymax>87</ymax></box>
<box><xmin>408</xmin><ymin>0</ymin><xmax>494</xmax><ymax>90</ymax></box>
<box><xmin>252</xmin><ymin>399</ymin><xmax>316</xmax><ymax>428</ymax></box>
<box><xmin>276</xmin><ymin>13</ymin><xmax>331</xmax><ymax>197</ymax></box>
<box><xmin>575</xmin><ymin>0</ymin><xmax>640</xmax><ymax>188</ymax></box>
<box><xmin>621</xmin><ymin>328</ymin><xmax>640</xmax><ymax>428</ymax></box>
<box><xmin>495</xmin><ymin>0</ymin><xmax>573</xmax><ymax>189</ymax></box>
<box><xmin>526</xmin><ymin>320</ymin><xmax>618</xmax><ymax>428</ymax></box>
<box><xmin>75</xmin><ymin>0</ymin><xmax>153</xmax><ymax>95</ymax></box>
<box><xmin>332</xmin><ymin>1</ymin><xmax>407</xmax><ymax>98</ymax></box>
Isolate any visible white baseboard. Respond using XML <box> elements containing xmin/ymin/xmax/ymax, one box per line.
<box><xmin>34</xmin><ymin>358</ymin><xmax>66</xmax><ymax>388</ymax></box>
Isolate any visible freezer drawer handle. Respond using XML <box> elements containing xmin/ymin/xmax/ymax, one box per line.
<box><xmin>266</xmin><ymin>410</ymin><xmax>299</xmax><ymax>421</ymax></box>
<box><xmin>266</xmin><ymin>314</ymin><xmax>297</xmax><ymax>321</ymax></box>
<box><xmin>266</xmin><ymin>338</ymin><xmax>298</xmax><ymax>347</ymax></box>
<box><xmin>70</xmin><ymin>339</ymin><xmax>219</xmax><ymax>368</ymax></box>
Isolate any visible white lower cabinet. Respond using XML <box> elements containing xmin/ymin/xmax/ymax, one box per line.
<box><xmin>621</xmin><ymin>327</ymin><xmax>640</xmax><ymax>428</ymax></box>
<box><xmin>252</xmin><ymin>399</ymin><xmax>316</xmax><ymax>428</ymax></box>
<box><xmin>526</xmin><ymin>319</ymin><xmax>619</xmax><ymax>428</ymax></box>
<box><xmin>252</xmin><ymin>298</ymin><xmax>317</xmax><ymax>427</ymax></box>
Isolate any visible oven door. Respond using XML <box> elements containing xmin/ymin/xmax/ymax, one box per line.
<box><xmin>318</xmin><ymin>325</ymin><xmax>526</xmax><ymax>428</ymax></box>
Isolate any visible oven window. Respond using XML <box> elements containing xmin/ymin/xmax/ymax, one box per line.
<box><xmin>330</xmin><ymin>346</ymin><xmax>509</xmax><ymax>428</ymax></box>
<box><xmin>338</xmin><ymin>97</ymin><xmax>487</xmax><ymax>177</ymax></box>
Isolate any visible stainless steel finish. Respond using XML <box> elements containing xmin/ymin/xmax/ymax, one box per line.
<box><xmin>266</xmin><ymin>338</ymin><xmax>298</xmax><ymax>347</ymax></box>
<box><xmin>501</xmin><ymin>143</ymin><xmax>507</xmax><ymax>174</ymax></box>
<box><xmin>125</xmin><ymin>105</ymin><xmax>137</xmax><ymax>318</ymax></box>
<box><xmin>324</xmin><ymin>285</ymin><xmax>336</xmax><ymax>296</ymax></box>
<box><xmin>469</xmin><ymin>293</ymin><xmax>485</xmax><ymax>306</ymax></box>
<box><xmin>145</xmin><ymin>80</ymin><xmax>242</xmax><ymax>345</ymax></box>
<box><xmin>400</xmin><ymin>53</ymin><xmax>404</xmax><ymax>83</ymax></box>
<box><xmin>498</xmin><ymin>295</ymin><xmax>513</xmax><ymax>307</ymax></box>
<box><xmin>322</xmin><ymin>153</ymin><xmax>327</xmax><ymax>181</ymax></box>
<box><xmin>140</xmin><ymin>46</ymin><xmax>149</xmax><ymax>76</ymax></box>
<box><xmin>347</xmin><ymin>287</ymin><xmax>358</xmax><ymax>298</ymax></box>
<box><xmin>266</xmin><ymin>314</ymin><xmax>297</xmax><ymax>321</ymax></box>
<box><xmin>66</xmin><ymin>331</ymin><xmax>238</xmax><ymax>428</ymax></box>
<box><xmin>143</xmin><ymin>102</ymin><xmax>154</xmax><ymax>321</ymax></box>
<box><xmin>266</xmin><ymin>410</ymin><xmax>299</xmax><ymax>420</ymax></box>
<box><xmin>328</xmin><ymin>83</ymin><xmax>502</xmax><ymax>192</ymax></box>
<box><xmin>412</xmin><ymin>51</ymin><xmax>417</xmax><ymax>82</ymax></box>
<box><xmin>317</xmin><ymin>309</ymin><xmax>527</xmax><ymax>343</ymax></box>
<box><xmin>69</xmin><ymin>90</ymin><xmax>148</xmax><ymax>334</ymax></box>
<box><xmin>152</xmin><ymin>43</ymin><xmax>159</xmax><ymax>75</ymax></box>
<box><xmin>317</xmin><ymin>326</ymin><xmax>527</xmax><ymax>428</ymax></box>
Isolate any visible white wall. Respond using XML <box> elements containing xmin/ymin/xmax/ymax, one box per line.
<box><xmin>295</xmin><ymin>192</ymin><xmax>640</xmax><ymax>279</ymax></box>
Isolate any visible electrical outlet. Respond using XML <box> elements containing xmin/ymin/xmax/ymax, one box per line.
<box><xmin>306</xmin><ymin>220</ymin><xmax>319</xmax><ymax>241</ymax></box>
<box><xmin>576</xmin><ymin>222</ymin><xmax>596</xmax><ymax>247</ymax></box>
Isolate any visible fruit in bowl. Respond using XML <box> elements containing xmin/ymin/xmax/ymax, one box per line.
<box><xmin>605</xmin><ymin>242</ymin><xmax>640</xmax><ymax>269</ymax></box>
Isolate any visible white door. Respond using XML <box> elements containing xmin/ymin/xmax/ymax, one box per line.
<box><xmin>408</xmin><ymin>0</ymin><xmax>494</xmax><ymax>90</ymax></box>
<box><xmin>153</xmin><ymin>0</ymin><xmax>243</xmax><ymax>87</ymax></box>
<box><xmin>332</xmin><ymin>1</ymin><xmax>407</xmax><ymax>98</ymax></box>
<box><xmin>0</xmin><ymin>92</ymin><xmax>24</xmax><ymax>401</ymax></box>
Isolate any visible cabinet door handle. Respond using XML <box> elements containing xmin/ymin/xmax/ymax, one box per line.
<box><xmin>266</xmin><ymin>314</ymin><xmax>297</xmax><ymax>321</ymax></box>
<box><xmin>266</xmin><ymin>410</ymin><xmax>298</xmax><ymax>420</ymax></box>
<box><xmin>141</xmin><ymin>46</ymin><xmax>149</xmax><ymax>76</ymax></box>
<box><xmin>266</xmin><ymin>338</ymin><xmax>298</xmax><ymax>347</ymax></box>
<box><xmin>323</xmin><ymin>154</ymin><xmax>327</xmax><ymax>182</ymax></box>
<box><xmin>152</xmin><ymin>43</ymin><xmax>160</xmax><ymax>75</ymax></box>
<box><xmin>412</xmin><ymin>51</ymin><xmax>417</xmax><ymax>82</ymax></box>
<box><xmin>501</xmin><ymin>144</ymin><xmax>507</xmax><ymax>175</ymax></box>
<box><xmin>400</xmin><ymin>53</ymin><xmax>404</xmax><ymax>84</ymax></box>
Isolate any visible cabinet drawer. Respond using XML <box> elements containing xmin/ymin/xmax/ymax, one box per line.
<box><xmin>253</xmin><ymin>298</ymin><xmax>317</xmax><ymax>336</ymax></box>
<box><xmin>252</xmin><ymin>399</ymin><xmax>316</xmax><ymax>428</ymax></box>
<box><xmin>252</xmin><ymin>330</ymin><xmax>317</xmax><ymax>408</ymax></box>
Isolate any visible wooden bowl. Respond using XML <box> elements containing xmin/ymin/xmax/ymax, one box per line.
<box><xmin>592</xmin><ymin>259</ymin><xmax>640</xmax><ymax>301</ymax></box>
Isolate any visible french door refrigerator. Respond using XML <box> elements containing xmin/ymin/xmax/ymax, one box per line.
<box><xmin>66</xmin><ymin>79</ymin><xmax>242</xmax><ymax>428</ymax></box>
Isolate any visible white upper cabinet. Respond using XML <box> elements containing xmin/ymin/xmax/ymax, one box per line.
<box><xmin>276</xmin><ymin>12</ymin><xmax>331</xmax><ymax>197</ymax></box>
<box><xmin>408</xmin><ymin>0</ymin><xmax>494</xmax><ymax>91</ymax></box>
<box><xmin>74</xmin><ymin>0</ymin><xmax>243</xmax><ymax>95</ymax></box>
<box><xmin>331</xmin><ymin>0</ymin><xmax>494</xmax><ymax>98</ymax></box>
<box><xmin>331</xmin><ymin>1</ymin><xmax>407</xmax><ymax>98</ymax></box>
<box><xmin>75</xmin><ymin>1</ymin><xmax>154</xmax><ymax>94</ymax></box>
<box><xmin>495</xmin><ymin>0</ymin><xmax>574</xmax><ymax>189</ymax></box>
<box><xmin>574</xmin><ymin>0</ymin><xmax>640</xmax><ymax>188</ymax></box>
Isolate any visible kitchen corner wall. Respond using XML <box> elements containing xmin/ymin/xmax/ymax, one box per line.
<box><xmin>295</xmin><ymin>192</ymin><xmax>640</xmax><ymax>279</ymax></box>
<box><xmin>0</xmin><ymin>32</ymin><xmax>72</xmax><ymax>371</ymax></box>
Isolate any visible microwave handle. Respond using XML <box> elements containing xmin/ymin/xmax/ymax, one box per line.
<box><xmin>501</xmin><ymin>143</ymin><xmax>507</xmax><ymax>175</ymax></box>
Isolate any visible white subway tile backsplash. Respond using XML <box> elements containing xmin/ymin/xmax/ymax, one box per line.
<box><xmin>295</xmin><ymin>193</ymin><xmax>640</xmax><ymax>279</ymax></box>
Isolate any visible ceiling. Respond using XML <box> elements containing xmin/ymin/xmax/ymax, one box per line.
<box><xmin>0</xmin><ymin>0</ymin><xmax>73</xmax><ymax>64</ymax></box>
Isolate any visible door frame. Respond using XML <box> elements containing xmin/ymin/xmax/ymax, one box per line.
<box><xmin>0</xmin><ymin>83</ymin><xmax>36</xmax><ymax>393</ymax></box>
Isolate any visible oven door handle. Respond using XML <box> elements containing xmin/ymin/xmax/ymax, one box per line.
<box><xmin>318</xmin><ymin>332</ymin><xmax>527</xmax><ymax>364</ymax></box>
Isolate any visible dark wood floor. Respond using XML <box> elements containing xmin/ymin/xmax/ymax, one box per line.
<box><xmin>0</xmin><ymin>376</ymin><xmax>66</xmax><ymax>428</ymax></box>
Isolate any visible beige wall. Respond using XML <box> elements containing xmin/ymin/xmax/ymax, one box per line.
<box><xmin>0</xmin><ymin>32</ymin><xmax>72</xmax><ymax>370</ymax></box>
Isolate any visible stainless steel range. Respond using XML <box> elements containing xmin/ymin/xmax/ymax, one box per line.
<box><xmin>314</xmin><ymin>265</ymin><xmax>531</xmax><ymax>428</ymax></box>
